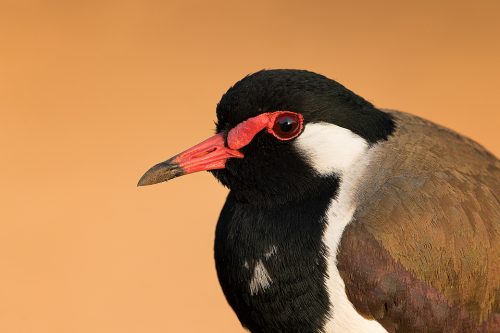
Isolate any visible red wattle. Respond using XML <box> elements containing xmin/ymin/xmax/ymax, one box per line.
<box><xmin>227</xmin><ymin>113</ymin><xmax>271</xmax><ymax>150</ymax></box>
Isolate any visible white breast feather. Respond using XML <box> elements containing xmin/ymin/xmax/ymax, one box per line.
<box><xmin>295</xmin><ymin>122</ymin><xmax>388</xmax><ymax>333</ymax></box>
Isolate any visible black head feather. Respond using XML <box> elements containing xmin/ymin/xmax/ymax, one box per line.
<box><xmin>211</xmin><ymin>69</ymin><xmax>395</xmax><ymax>206</ymax></box>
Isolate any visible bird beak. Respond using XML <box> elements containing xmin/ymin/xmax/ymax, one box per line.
<box><xmin>137</xmin><ymin>133</ymin><xmax>244</xmax><ymax>186</ymax></box>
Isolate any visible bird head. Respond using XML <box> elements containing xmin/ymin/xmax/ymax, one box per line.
<box><xmin>138</xmin><ymin>69</ymin><xmax>395</xmax><ymax>205</ymax></box>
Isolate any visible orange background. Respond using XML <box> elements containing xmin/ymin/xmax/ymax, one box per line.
<box><xmin>1</xmin><ymin>1</ymin><xmax>499</xmax><ymax>332</ymax></box>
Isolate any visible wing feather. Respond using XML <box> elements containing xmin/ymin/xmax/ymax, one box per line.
<box><xmin>337</xmin><ymin>111</ymin><xmax>500</xmax><ymax>332</ymax></box>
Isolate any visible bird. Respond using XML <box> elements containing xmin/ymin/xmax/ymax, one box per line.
<box><xmin>138</xmin><ymin>69</ymin><xmax>500</xmax><ymax>333</ymax></box>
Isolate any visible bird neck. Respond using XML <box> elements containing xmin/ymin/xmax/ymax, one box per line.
<box><xmin>214</xmin><ymin>177</ymin><xmax>338</xmax><ymax>331</ymax></box>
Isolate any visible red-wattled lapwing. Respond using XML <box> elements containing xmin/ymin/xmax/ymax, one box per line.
<box><xmin>138</xmin><ymin>70</ymin><xmax>500</xmax><ymax>333</ymax></box>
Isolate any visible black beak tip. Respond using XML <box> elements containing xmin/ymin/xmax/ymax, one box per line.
<box><xmin>137</xmin><ymin>171</ymin><xmax>157</xmax><ymax>187</ymax></box>
<box><xmin>137</xmin><ymin>161</ymin><xmax>184</xmax><ymax>187</ymax></box>
<box><xmin>137</xmin><ymin>175</ymin><xmax>152</xmax><ymax>187</ymax></box>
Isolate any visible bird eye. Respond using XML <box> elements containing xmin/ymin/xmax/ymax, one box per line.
<box><xmin>270</xmin><ymin>112</ymin><xmax>303</xmax><ymax>140</ymax></box>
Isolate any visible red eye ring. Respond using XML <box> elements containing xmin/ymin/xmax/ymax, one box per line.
<box><xmin>226</xmin><ymin>111</ymin><xmax>304</xmax><ymax>149</ymax></box>
<box><xmin>267</xmin><ymin>111</ymin><xmax>304</xmax><ymax>140</ymax></box>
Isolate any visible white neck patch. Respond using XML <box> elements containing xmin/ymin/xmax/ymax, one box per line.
<box><xmin>294</xmin><ymin>122</ymin><xmax>369</xmax><ymax>176</ymax></box>
<box><xmin>294</xmin><ymin>122</ymin><xmax>387</xmax><ymax>332</ymax></box>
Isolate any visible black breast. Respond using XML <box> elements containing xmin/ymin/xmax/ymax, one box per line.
<box><xmin>214</xmin><ymin>184</ymin><xmax>337</xmax><ymax>333</ymax></box>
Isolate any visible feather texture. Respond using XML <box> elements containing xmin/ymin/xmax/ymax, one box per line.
<box><xmin>337</xmin><ymin>111</ymin><xmax>500</xmax><ymax>332</ymax></box>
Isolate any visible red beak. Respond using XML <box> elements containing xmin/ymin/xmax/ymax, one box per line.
<box><xmin>137</xmin><ymin>133</ymin><xmax>243</xmax><ymax>186</ymax></box>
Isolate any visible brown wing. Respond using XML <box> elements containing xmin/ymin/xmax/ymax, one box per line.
<box><xmin>337</xmin><ymin>111</ymin><xmax>500</xmax><ymax>332</ymax></box>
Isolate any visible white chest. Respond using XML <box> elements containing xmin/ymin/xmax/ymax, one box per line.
<box><xmin>293</xmin><ymin>121</ymin><xmax>387</xmax><ymax>332</ymax></box>
<box><xmin>322</xmin><ymin>196</ymin><xmax>387</xmax><ymax>333</ymax></box>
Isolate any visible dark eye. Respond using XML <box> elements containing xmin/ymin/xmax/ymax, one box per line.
<box><xmin>271</xmin><ymin>112</ymin><xmax>303</xmax><ymax>140</ymax></box>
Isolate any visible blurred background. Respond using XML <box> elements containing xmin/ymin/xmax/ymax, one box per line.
<box><xmin>0</xmin><ymin>0</ymin><xmax>499</xmax><ymax>332</ymax></box>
